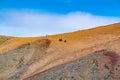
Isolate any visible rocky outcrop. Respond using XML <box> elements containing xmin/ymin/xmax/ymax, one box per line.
<box><xmin>25</xmin><ymin>50</ymin><xmax>120</xmax><ymax>80</ymax></box>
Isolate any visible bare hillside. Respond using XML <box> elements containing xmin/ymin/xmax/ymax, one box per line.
<box><xmin>0</xmin><ymin>23</ymin><xmax>120</xmax><ymax>80</ymax></box>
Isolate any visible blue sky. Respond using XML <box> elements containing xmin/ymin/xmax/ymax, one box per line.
<box><xmin>0</xmin><ymin>0</ymin><xmax>120</xmax><ymax>36</ymax></box>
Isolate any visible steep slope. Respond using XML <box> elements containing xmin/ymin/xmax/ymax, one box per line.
<box><xmin>25</xmin><ymin>34</ymin><xmax>120</xmax><ymax>80</ymax></box>
<box><xmin>0</xmin><ymin>23</ymin><xmax>120</xmax><ymax>80</ymax></box>
<box><xmin>25</xmin><ymin>50</ymin><xmax>120</xmax><ymax>80</ymax></box>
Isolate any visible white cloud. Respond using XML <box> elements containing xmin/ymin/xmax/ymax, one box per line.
<box><xmin>0</xmin><ymin>10</ymin><xmax>120</xmax><ymax>37</ymax></box>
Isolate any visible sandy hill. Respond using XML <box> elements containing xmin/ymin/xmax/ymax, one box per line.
<box><xmin>0</xmin><ymin>23</ymin><xmax>120</xmax><ymax>80</ymax></box>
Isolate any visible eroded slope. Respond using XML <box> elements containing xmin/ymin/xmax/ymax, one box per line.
<box><xmin>25</xmin><ymin>50</ymin><xmax>120</xmax><ymax>80</ymax></box>
<box><xmin>0</xmin><ymin>39</ymin><xmax>51</xmax><ymax>80</ymax></box>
